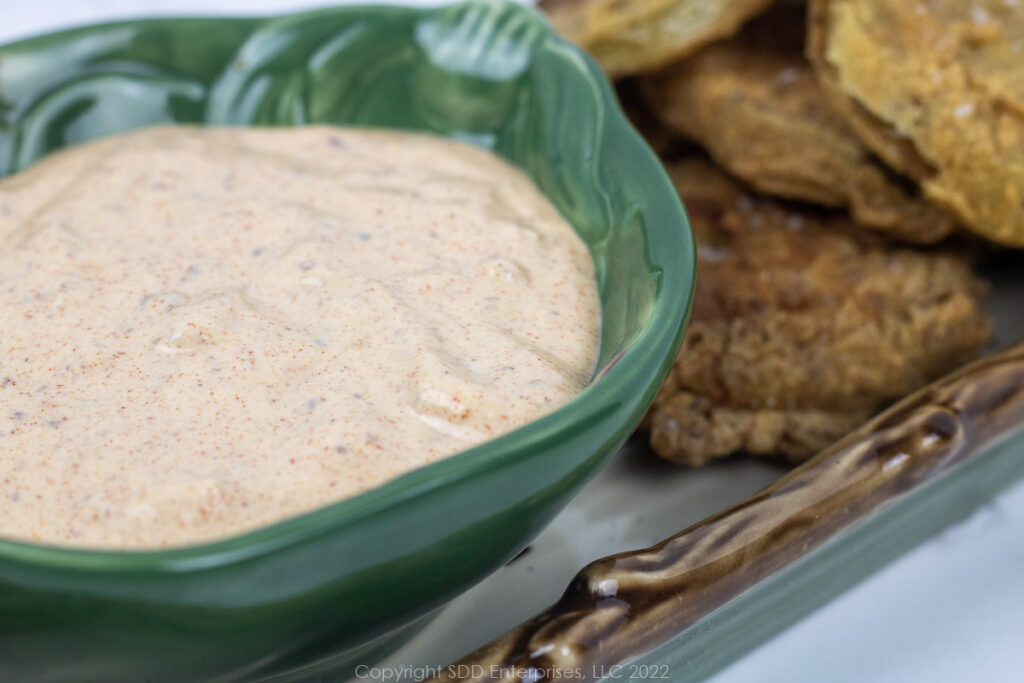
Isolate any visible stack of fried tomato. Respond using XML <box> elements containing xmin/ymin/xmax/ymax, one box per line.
<box><xmin>542</xmin><ymin>0</ymin><xmax>1023</xmax><ymax>466</ymax></box>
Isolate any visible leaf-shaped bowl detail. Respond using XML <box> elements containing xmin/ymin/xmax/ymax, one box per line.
<box><xmin>0</xmin><ymin>3</ymin><xmax>694</xmax><ymax>681</ymax></box>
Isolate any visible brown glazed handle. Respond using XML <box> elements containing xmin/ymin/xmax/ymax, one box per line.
<box><xmin>427</xmin><ymin>340</ymin><xmax>1024</xmax><ymax>682</ymax></box>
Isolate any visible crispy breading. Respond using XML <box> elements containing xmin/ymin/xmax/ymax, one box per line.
<box><xmin>808</xmin><ymin>0</ymin><xmax>1024</xmax><ymax>247</ymax></box>
<box><xmin>539</xmin><ymin>0</ymin><xmax>774</xmax><ymax>77</ymax></box>
<box><xmin>649</xmin><ymin>390</ymin><xmax>870</xmax><ymax>466</ymax></box>
<box><xmin>648</xmin><ymin>160</ymin><xmax>991</xmax><ymax>465</ymax></box>
<box><xmin>642</xmin><ymin>2</ymin><xmax>955</xmax><ymax>244</ymax></box>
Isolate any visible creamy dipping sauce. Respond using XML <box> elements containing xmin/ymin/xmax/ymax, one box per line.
<box><xmin>0</xmin><ymin>126</ymin><xmax>600</xmax><ymax>548</ymax></box>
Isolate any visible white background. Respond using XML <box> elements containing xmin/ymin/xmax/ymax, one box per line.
<box><xmin>3</xmin><ymin>3</ymin><xmax>1023</xmax><ymax>682</ymax></box>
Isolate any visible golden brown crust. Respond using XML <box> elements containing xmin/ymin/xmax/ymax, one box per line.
<box><xmin>539</xmin><ymin>0</ymin><xmax>775</xmax><ymax>77</ymax></box>
<box><xmin>808</xmin><ymin>0</ymin><xmax>1024</xmax><ymax>247</ymax></box>
<box><xmin>805</xmin><ymin>1</ymin><xmax>933</xmax><ymax>181</ymax></box>
<box><xmin>649</xmin><ymin>390</ymin><xmax>869</xmax><ymax>466</ymax></box>
<box><xmin>648</xmin><ymin>160</ymin><xmax>992</xmax><ymax>465</ymax></box>
<box><xmin>642</xmin><ymin>2</ymin><xmax>955</xmax><ymax>244</ymax></box>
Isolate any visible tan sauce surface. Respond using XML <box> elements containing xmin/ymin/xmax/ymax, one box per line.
<box><xmin>0</xmin><ymin>126</ymin><xmax>600</xmax><ymax>549</ymax></box>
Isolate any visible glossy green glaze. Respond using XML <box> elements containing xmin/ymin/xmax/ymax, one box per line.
<box><xmin>0</xmin><ymin>2</ymin><xmax>694</xmax><ymax>680</ymax></box>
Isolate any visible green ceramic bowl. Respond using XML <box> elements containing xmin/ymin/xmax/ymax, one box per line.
<box><xmin>0</xmin><ymin>2</ymin><xmax>694</xmax><ymax>680</ymax></box>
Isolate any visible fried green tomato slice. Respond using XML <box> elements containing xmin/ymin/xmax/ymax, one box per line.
<box><xmin>647</xmin><ymin>159</ymin><xmax>991</xmax><ymax>466</ymax></box>
<box><xmin>808</xmin><ymin>0</ymin><xmax>1024</xmax><ymax>247</ymax></box>
<box><xmin>539</xmin><ymin>0</ymin><xmax>774</xmax><ymax>77</ymax></box>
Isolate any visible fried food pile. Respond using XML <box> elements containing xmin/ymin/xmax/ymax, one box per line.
<box><xmin>651</xmin><ymin>160</ymin><xmax>990</xmax><ymax>465</ymax></box>
<box><xmin>642</xmin><ymin>2</ymin><xmax>955</xmax><ymax>244</ymax></box>
<box><xmin>543</xmin><ymin>0</ymin><xmax>1009</xmax><ymax>466</ymax></box>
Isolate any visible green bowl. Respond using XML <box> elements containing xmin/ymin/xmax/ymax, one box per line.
<box><xmin>0</xmin><ymin>2</ymin><xmax>694</xmax><ymax>680</ymax></box>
